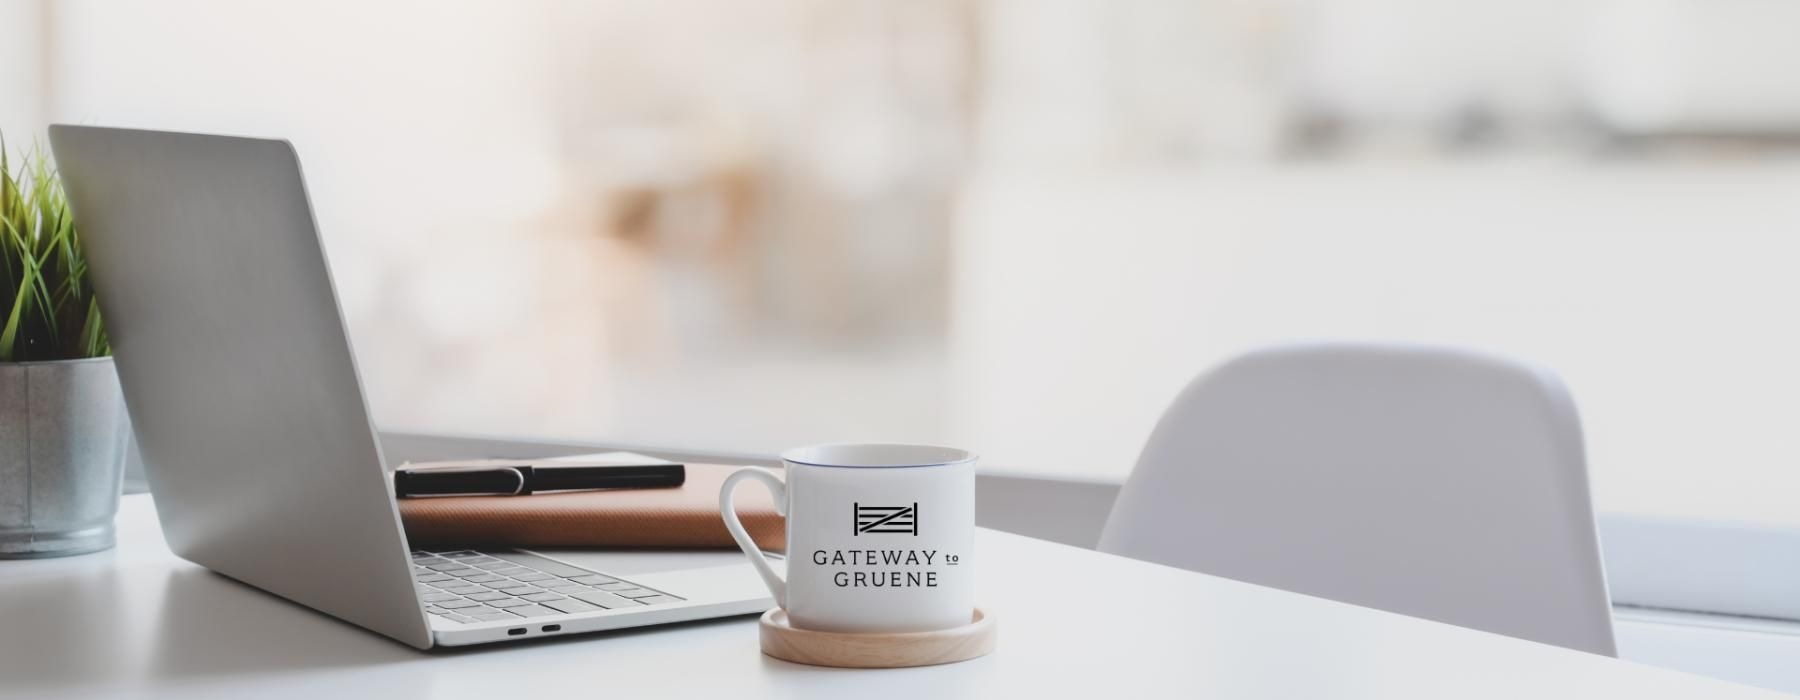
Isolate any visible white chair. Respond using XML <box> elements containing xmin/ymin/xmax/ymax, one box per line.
<box><xmin>1098</xmin><ymin>342</ymin><xmax>1616</xmax><ymax>655</ymax></box>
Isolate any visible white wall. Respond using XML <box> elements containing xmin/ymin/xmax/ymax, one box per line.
<box><xmin>0</xmin><ymin>1</ymin><xmax>47</xmax><ymax>142</ymax></box>
<box><xmin>43</xmin><ymin>0</ymin><xmax>615</xmax><ymax>438</ymax></box>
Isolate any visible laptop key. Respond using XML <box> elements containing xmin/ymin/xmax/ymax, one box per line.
<box><xmin>596</xmin><ymin>582</ymin><xmax>636</xmax><ymax>591</ymax></box>
<box><xmin>511</xmin><ymin>572</ymin><xmax>554</xmax><ymax>582</ymax></box>
<box><xmin>448</xmin><ymin>569</ymin><xmax>492</xmax><ymax>579</ymax></box>
<box><xmin>546</xmin><ymin>584</ymin><xmax>591</xmax><ymax>594</ymax></box>
<box><xmin>426</xmin><ymin>562</ymin><xmax>473</xmax><ymax>571</ymax></box>
<box><xmin>438</xmin><ymin>599</ymin><xmax>482</xmax><ymax>609</ymax></box>
<box><xmin>462</xmin><ymin>574</ymin><xmax>504</xmax><ymax>584</ymax></box>
<box><xmin>568</xmin><ymin>575</ymin><xmax>616</xmax><ymax>585</ymax></box>
<box><xmin>481</xmin><ymin>580</ymin><xmax>526</xmax><ymax>589</ymax></box>
<box><xmin>486</xmin><ymin>598</ymin><xmax>531</xmax><ymax>608</ymax></box>
<box><xmin>502</xmin><ymin>586</ymin><xmax>545</xmax><ymax>596</ymax></box>
<box><xmin>633</xmin><ymin>595</ymin><xmax>681</xmax><ymax>606</ymax></box>
<box><xmin>542</xmin><ymin>598</ymin><xmax>600</xmax><ymax>614</ymax></box>
<box><xmin>490</xmin><ymin>552</ymin><xmax>598</xmax><ymax>578</ymax></box>
<box><xmin>420</xmin><ymin>593</ymin><xmax>457</xmax><ymax>603</ymax></box>
<box><xmin>474</xmin><ymin>561</ymin><xmax>515</xmax><ymax>571</ymax></box>
<box><xmin>439</xmin><ymin>551</ymin><xmax>484</xmax><ymax>559</ymax></box>
<box><xmin>570</xmin><ymin>590</ymin><xmax>641</xmax><ymax>609</ymax></box>
<box><xmin>522</xmin><ymin>592</ymin><xmax>565</xmax><ymax>603</ymax></box>
<box><xmin>611</xmin><ymin>588</ymin><xmax>662</xmax><ymax>599</ymax></box>
<box><xmin>470</xmin><ymin>610</ymin><xmax>520</xmax><ymax>621</ymax></box>
<box><xmin>443</xmin><ymin>613</ymin><xmax>477</xmax><ymax>623</ymax></box>
<box><xmin>415</xmin><ymin>574</ymin><xmax>453</xmax><ymax>583</ymax></box>
<box><xmin>507</xmin><ymin>604</ymin><xmax>561</xmax><ymax>618</ymax></box>
<box><xmin>442</xmin><ymin>584</ymin><xmax>487</xmax><ymax>595</ymax></box>
<box><xmin>465</xmin><ymin>591</ymin><xmax>508</xmax><ymax>602</ymax></box>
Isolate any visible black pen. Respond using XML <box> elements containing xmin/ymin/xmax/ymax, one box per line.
<box><xmin>394</xmin><ymin>460</ymin><xmax>686</xmax><ymax>497</ymax></box>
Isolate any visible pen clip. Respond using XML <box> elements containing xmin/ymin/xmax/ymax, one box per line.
<box><xmin>491</xmin><ymin>467</ymin><xmax>527</xmax><ymax>496</ymax></box>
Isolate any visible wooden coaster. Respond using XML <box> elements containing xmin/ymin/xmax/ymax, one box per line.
<box><xmin>758</xmin><ymin>608</ymin><xmax>996</xmax><ymax>669</ymax></box>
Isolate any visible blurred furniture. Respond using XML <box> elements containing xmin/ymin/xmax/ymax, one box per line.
<box><xmin>1585</xmin><ymin>0</ymin><xmax>1800</xmax><ymax>135</ymax></box>
<box><xmin>0</xmin><ymin>459</ymin><xmax>1770</xmax><ymax>698</ymax></box>
<box><xmin>1099</xmin><ymin>342</ymin><xmax>1616</xmax><ymax>655</ymax></box>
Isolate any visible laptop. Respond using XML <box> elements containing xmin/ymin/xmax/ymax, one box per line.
<box><xmin>47</xmin><ymin>125</ymin><xmax>774</xmax><ymax>649</ymax></box>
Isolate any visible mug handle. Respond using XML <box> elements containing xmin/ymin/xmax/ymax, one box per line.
<box><xmin>719</xmin><ymin>467</ymin><xmax>787</xmax><ymax>608</ymax></box>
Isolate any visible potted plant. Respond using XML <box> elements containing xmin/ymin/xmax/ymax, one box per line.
<box><xmin>0</xmin><ymin>138</ymin><xmax>130</xmax><ymax>558</ymax></box>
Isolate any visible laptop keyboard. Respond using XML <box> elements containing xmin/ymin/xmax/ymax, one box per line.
<box><xmin>413</xmin><ymin>549</ymin><xmax>683</xmax><ymax>625</ymax></box>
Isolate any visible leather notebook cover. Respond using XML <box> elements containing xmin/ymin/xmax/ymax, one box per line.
<box><xmin>398</xmin><ymin>461</ymin><xmax>784</xmax><ymax>551</ymax></box>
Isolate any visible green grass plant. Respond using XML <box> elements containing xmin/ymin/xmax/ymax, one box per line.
<box><xmin>0</xmin><ymin>136</ymin><xmax>107</xmax><ymax>361</ymax></box>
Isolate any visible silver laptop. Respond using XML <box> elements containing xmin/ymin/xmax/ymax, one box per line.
<box><xmin>48</xmin><ymin>125</ymin><xmax>773</xmax><ymax>649</ymax></box>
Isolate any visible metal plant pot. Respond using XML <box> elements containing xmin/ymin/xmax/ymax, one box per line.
<box><xmin>0</xmin><ymin>356</ymin><xmax>131</xmax><ymax>558</ymax></box>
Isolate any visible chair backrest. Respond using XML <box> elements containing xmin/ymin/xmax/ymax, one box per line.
<box><xmin>1098</xmin><ymin>342</ymin><xmax>1616</xmax><ymax>655</ymax></box>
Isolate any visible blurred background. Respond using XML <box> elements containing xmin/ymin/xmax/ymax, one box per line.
<box><xmin>4</xmin><ymin>0</ymin><xmax>1799</xmax><ymax>529</ymax></box>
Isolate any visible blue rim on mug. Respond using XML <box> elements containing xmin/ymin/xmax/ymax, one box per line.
<box><xmin>781</xmin><ymin>443</ymin><xmax>977</xmax><ymax>469</ymax></box>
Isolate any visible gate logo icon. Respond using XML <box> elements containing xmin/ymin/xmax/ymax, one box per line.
<box><xmin>853</xmin><ymin>503</ymin><xmax>917</xmax><ymax>535</ymax></box>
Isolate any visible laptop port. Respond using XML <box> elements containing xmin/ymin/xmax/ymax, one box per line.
<box><xmin>508</xmin><ymin>628</ymin><xmax>527</xmax><ymax>636</ymax></box>
<box><xmin>542</xmin><ymin>624</ymin><xmax>562</xmax><ymax>633</ymax></box>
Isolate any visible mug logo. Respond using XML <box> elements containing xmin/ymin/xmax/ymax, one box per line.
<box><xmin>853</xmin><ymin>502</ymin><xmax>918</xmax><ymax>536</ymax></box>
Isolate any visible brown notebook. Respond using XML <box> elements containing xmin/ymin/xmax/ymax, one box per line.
<box><xmin>398</xmin><ymin>460</ymin><xmax>784</xmax><ymax>551</ymax></box>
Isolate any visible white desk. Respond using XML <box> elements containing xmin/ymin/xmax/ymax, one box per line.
<box><xmin>0</xmin><ymin>494</ymin><xmax>1780</xmax><ymax>699</ymax></box>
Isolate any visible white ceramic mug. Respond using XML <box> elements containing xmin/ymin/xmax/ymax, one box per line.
<box><xmin>719</xmin><ymin>443</ymin><xmax>976</xmax><ymax>633</ymax></box>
